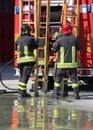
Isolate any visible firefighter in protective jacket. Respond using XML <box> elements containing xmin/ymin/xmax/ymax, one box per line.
<box><xmin>50</xmin><ymin>22</ymin><xmax>82</xmax><ymax>99</ymax></box>
<box><xmin>15</xmin><ymin>25</ymin><xmax>38</xmax><ymax>98</ymax></box>
<box><xmin>53</xmin><ymin>30</ymin><xmax>69</xmax><ymax>97</ymax></box>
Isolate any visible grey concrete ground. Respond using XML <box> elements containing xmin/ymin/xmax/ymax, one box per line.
<box><xmin>0</xmin><ymin>62</ymin><xmax>93</xmax><ymax>112</ymax></box>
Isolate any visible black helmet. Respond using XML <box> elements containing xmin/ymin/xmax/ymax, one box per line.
<box><xmin>21</xmin><ymin>25</ymin><xmax>31</xmax><ymax>35</ymax></box>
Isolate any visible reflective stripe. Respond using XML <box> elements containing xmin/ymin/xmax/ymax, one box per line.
<box><xmin>19</xmin><ymin>82</ymin><xmax>26</xmax><ymax>86</ymax></box>
<box><xmin>24</xmin><ymin>46</ymin><xmax>28</xmax><ymax>56</ymax></box>
<box><xmin>63</xmin><ymin>78</ymin><xmax>68</xmax><ymax>81</ymax></box>
<box><xmin>18</xmin><ymin>86</ymin><xmax>26</xmax><ymax>90</ymax></box>
<box><xmin>57</xmin><ymin>63</ymin><xmax>77</xmax><ymax>68</ymax></box>
<box><xmin>38</xmin><ymin>60</ymin><xmax>45</xmax><ymax>65</ymax></box>
<box><xmin>53</xmin><ymin>108</ymin><xmax>59</xmax><ymax>117</ymax></box>
<box><xmin>72</xmin><ymin>46</ymin><xmax>75</xmax><ymax>64</ymax></box>
<box><xmin>30</xmin><ymin>98</ymin><xmax>34</xmax><ymax>106</ymax></box>
<box><xmin>54</xmin><ymin>82</ymin><xmax>61</xmax><ymax>87</ymax></box>
<box><xmin>17</xmin><ymin>45</ymin><xmax>35</xmax><ymax>64</ymax></box>
<box><xmin>18</xmin><ymin>105</ymin><xmax>26</xmax><ymax>112</ymax></box>
<box><xmin>53</xmin><ymin>31</ymin><xmax>59</xmax><ymax>39</ymax></box>
<box><xmin>57</xmin><ymin>46</ymin><xmax>77</xmax><ymax>68</ymax></box>
<box><xmin>72</xmin><ymin>83</ymin><xmax>79</xmax><ymax>88</ymax></box>
<box><xmin>17</xmin><ymin>56</ymin><xmax>35</xmax><ymax>64</ymax></box>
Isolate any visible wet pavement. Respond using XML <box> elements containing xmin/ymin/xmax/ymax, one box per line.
<box><xmin>0</xmin><ymin>63</ymin><xmax>93</xmax><ymax>130</ymax></box>
<box><xmin>0</xmin><ymin>93</ymin><xmax>93</xmax><ymax>130</ymax></box>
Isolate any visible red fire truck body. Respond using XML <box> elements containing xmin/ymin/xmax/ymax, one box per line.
<box><xmin>14</xmin><ymin>0</ymin><xmax>93</xmax><ymax>87</ymax></box>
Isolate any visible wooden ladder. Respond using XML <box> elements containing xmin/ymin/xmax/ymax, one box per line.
<box><xmin>19</xmin><ymin>0</ymin><xmax>50</xmax><ymax>96</ymax></box>
<box><xmin>61</xmin><ymin>0</ymin><xmax>80</xmax><ymax>37</ymax></box>
<box><xmin>35</xmin><ymin>0</ymin><xmax>50</xmax><ymax>94</ymax></box>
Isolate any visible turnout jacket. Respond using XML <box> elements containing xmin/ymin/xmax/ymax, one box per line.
<box><xmin>15</xmin><ymin>35</ymin><xmax>38</xmax><ymax>64</ymax></box>
<box><xmin>53</xmin><ymin>34</ymin><xmax>82</xmax><ymax>68</ymax></box>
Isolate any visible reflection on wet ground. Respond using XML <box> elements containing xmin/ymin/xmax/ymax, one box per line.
<box><xmin>0</xmin><ymin>93</ymin><xmax>93</xmax><ymax>130</ymax></box>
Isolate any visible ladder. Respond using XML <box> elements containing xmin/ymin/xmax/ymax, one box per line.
<box><xmin>19</xmin><ymin>0</ymin><xmax>38</xmax><ymax>36</ymax></box>
<box><xmin>35</xmin><ymin>0</ymin><xmax>50</xmax><ymax>94</ymax></box>
<box><xmin>61</xmin><ymin>0</ymin><xmax>80</xmax><ymax>37</ymax></box>
<box><xmin>19</xmin><ymin>0</ymin><xmax>50</xmax><ymax>96</ymax></box>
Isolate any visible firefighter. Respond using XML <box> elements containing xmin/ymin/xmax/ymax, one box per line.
<box><xmin>50</xmin><ymin>22</ymin><xmax>82</xmax><ymax>99</ymax></box>
<box><xmin>53</xmin><ymin>30</ymin><xmax>69</xmax><ymax>97</ymax></box>
<box><xmin>15</xmin><ymin>25</ymin><xmax>38</xmax><ymax>98</ymax></box>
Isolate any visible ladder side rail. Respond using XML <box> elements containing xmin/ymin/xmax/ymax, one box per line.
<box><xmin>74</xmin><ymin>0</ymin><xmax>80</xmax><ymax>37</ymax></box>
<box><xmin>44</xmin><ymin>0</ymin><xmax>50</xmax><ymax>93</ymax></box>
<box><xmin>61</xmin><ymin>0</ymin><xmax>67</xmax><ymax>25</ymax></box>
<box><xmin>34</xmin><ymin>0</ymin><xmax>41</xmax><ymax>96</ymax></box>
<box><xmin>19</xmin><ymin>0</ymin><xmax>23</xmax><ymax>33</ymax></box>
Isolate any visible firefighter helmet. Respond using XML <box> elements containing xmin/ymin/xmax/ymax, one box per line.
<box><xmin>21</xmin><ymin>25</ymin><xmax>31</xmax><ymax>35</ymax></box>
<box><xmin>62</xmin><ymin>23</ymin><xmax>72</xmax><ymax>34</ymax></box>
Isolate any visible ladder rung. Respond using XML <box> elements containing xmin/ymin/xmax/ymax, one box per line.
<box><xmin>67</xmin><ymin>15</ymin><xmax>77</xmax><ymax>18</ymax></box>
<box><xmin>72</xmin><ymin>25</ymin><xmax>78</xmax><ymax>28</ymax></box>
<box><xmin>37</xmin><ymin>58</ymin><xmax>45</xmax><ymax>60</ymax></box>
<box><xmin>23</xmin><ymin>0</ymin><xmax>34</xmax><ymax>1</ymax></box>
<box><xmin>38</xmin><ymin>47</ymin><xmax>44</xmax><ymax>50</ymax></box>
<box><xmin>40</xmin><ymin>15</ymin><xmax>46</xmax><ymax>18</ymax></box>
<box><xmin>41</xmin><ymin>4</ymin><xmax>47</xmax><ymax>7</ymax></box>
<box><xmin>23</xmin><ymin>10</ymin><xmax>34</xmax><ymax>13</ymax></box>
<box><xmin>41</xmin><ymin>22</ymin><xmax>61</xmax><ymax>24</ymax></box>
<box><xmin>39</xmin><ymin>26</ymin><xmax>46</xmax><ymax>29</ymax></box>
<box><xmin>31</xmin><ymin>33</ymin><xmax>35</xmax><ymax>35</ymax></box>
<box><xmin>67</xmin><ymin>12</ymin><xmax>77</xmax><ymax>16</ymax></box>
<box><xmin>23</xmin><ymin>22</ymin><xmax>34</xmax><ymax>24</ymax></box>
<box><xmin>67</xmin><ymin>5</ymin><xmax>76</xmax><ymax>8</ymax></box>
<box><xmin>29</xmin><ymin>77</ymin><xmax>44</xmax><ymax>82</ymax></box>
<box><xmin>38</xmin><ymin>37</ymin><xmax>45</xmax><ymax>39</ymax></box>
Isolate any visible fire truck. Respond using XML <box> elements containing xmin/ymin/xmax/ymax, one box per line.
<box><xmin>14</xmin><ymin>0</ymin><xmax>93</xmax><ymax>92</ymax></box>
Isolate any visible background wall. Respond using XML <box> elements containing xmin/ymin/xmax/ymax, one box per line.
<box><xmin>0</xmin><ymin>0</ymin><xmax>14</xmax><ymax>62</ymax></box>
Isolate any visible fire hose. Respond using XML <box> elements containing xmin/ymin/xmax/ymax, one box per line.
<box><xmin>0</xmin><ymin>57</ymin><xmax>18</xmax><ymax>94</ymax></box>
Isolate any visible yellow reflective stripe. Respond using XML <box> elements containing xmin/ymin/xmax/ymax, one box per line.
<box><xmin>53</xmin><ymin>108</ymin><xmax>59</xmax><ymax>117</ymax></box>
<box><xmin>63</xmin><ymin>78</ymin><xmax>68</xmax><ymax>81</ymax></box>
<box><xmin>24</xmin><ymin>46</ymin><xmax>28</xmax><ymax>56</ymax></box>
<box><xmin>17</xmin><ymin>56</ymin><xmax>35</xmax><ymax>63</ymax></box>
<box><xmin>72</xmin><ymin>83</ymin><xmax>79</xmax><ymax>88</ymax></box>
<box><xmin>53</xmin><ymin>31</ymin><xmax>59</xmax><ymax>39</ymax></box>
<box><xmin>54</xmin><ymin>82</ymin><xmax>61</xmax><ymax>87</ymax></box>
<box><xmin>58</xmin><ymin>46</ymin><xmax>77</xmax><ymax>68</ymax></box>
<box><xmin>18</xmin><ymin>86</ymin><xmax>26</xmax><ymax>90</ymax></box>
<box><xmin>30</xmin><ymin>98</ymin><xmax>34</xmax><ymax>106</ymax></box>
<box><xmin>19</xmin><ymin>82</ymin><xmax>26</xmax><ymax>86</ymax></box>
<box><xmin>72</xmin><ymin>46</ymin><xmax>76</xmax><ymax>64</ymax></box>
<box><xmin>60</xmin><ymin>47</ymin><xmax>64</xmax><ymax>63</ymax></box>
<box><xmin>42</xmin><ymin>98</ymin><xmax>44</xmax><ymax>106</ymax></box>
<box><xmin>24</xmin><ymin>30</ymin><xmax>28</xmax><ymax>34</ymax></box>
<box><xmin>18</xmin><ymin>105</ymin><xmax>26</xmax><ymax>112</ymax></box>
<box><xmin>38</xmin><ymin>60</ymin><xmax>44</xmax><ymax>65</ymax></box>
<box><xmin>57</xmin><ymin>62</ymin><xmax>77</xmax><ymax>68</ymax></box>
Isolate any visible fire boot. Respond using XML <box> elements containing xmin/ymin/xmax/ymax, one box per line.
<box><xmin>73</xmin><ymin>88</ymin><xmax>80</xmax><ymax>99</ymax></box>
<box><xmin>18</xmin><ymin>90</ymin><xmax>31</xmax><ymax>98</ymax></box>
<box><xmin>63</xmin><ymin>84</ymin><xmax>68</xmax><ymax>97</ymax></box>
<box><xmin>50</xmin><ymin>87</ymin><xmax>60</xmax><ymax>99</ymax></box>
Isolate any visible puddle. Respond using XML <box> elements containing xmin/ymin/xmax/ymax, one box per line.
<box><xmin>0</xmin><ymin>94</ymin><xmax>93</xmax><ymax>130</ymax></box>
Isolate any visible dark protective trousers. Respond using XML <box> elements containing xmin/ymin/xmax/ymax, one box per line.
<box><xmin>54</xmin><ymin>68</ymin><xmax>78</xmax><ymax>87</ymax></box>
<box><xmin>18</xmin><ymin>63</ymin><xmax>35</xmax><ymax>85</ymax></box>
